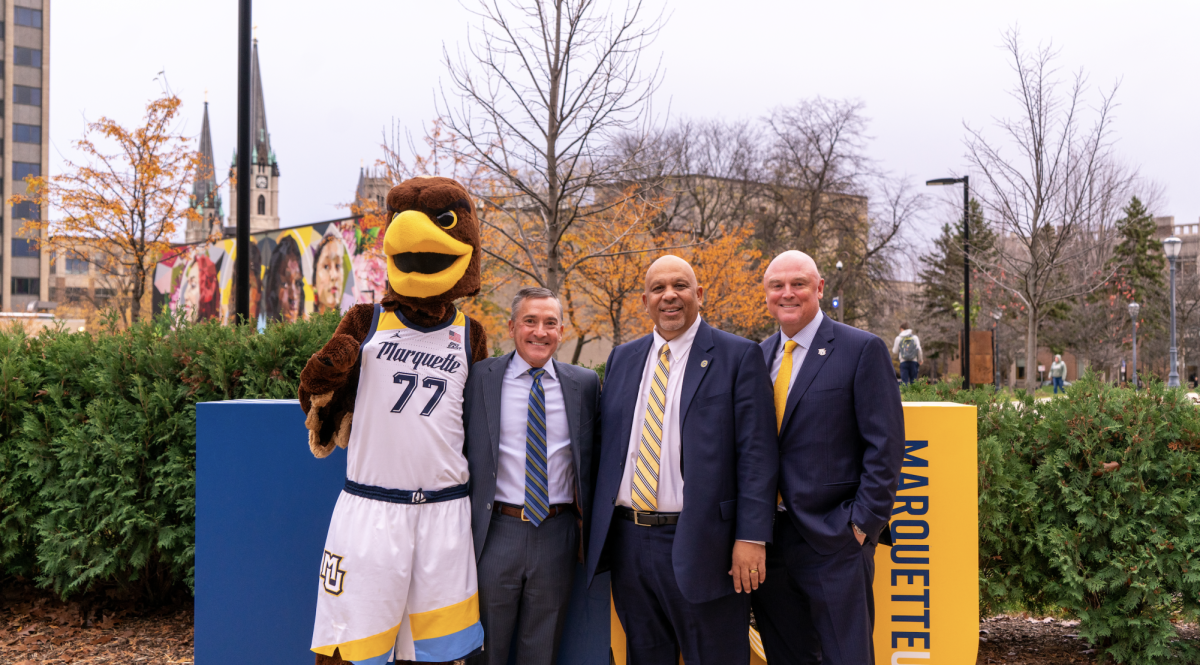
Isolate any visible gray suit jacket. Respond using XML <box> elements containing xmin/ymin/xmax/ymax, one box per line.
<box><xmin>463</xmin><ymin>352</ymin><xmax>601</xmax><ymax>561</ymax></box>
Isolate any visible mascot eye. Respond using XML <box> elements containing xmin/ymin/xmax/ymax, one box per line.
<box><xmin>435</xmin><ymin>211</ymin><xmax>458</xmax><ymax>230</ymax></box>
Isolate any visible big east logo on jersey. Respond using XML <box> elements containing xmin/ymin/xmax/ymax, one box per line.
<box><xmin>448</xmin><ymin>329</ymin><xmax>462</xmax><ymax>350</ymax></box>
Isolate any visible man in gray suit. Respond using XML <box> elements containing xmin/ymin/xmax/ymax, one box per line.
<box><xmin>463</xmin><ymin>286</ymin><xmax>601</xmax><ymax>665</ymax></box>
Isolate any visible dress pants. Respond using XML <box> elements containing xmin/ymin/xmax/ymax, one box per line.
<box><xmin>609</xmin><ymin>517</ymin><xmax>750</xmax><ymax>665</ymax></box>
<box><xmin>476</xmin><ymin>510</ymin><xmax>578</xmax><ymax>665</ymax></box>
<box><xmin>750</xmin><ymin>516</ymin><xmax>823</xmax><ymax>664</ymax></box>
<box><xmin>776</xmin><ymin>517</ymin><xmax>876</xmax><ymax>665</ymax></box>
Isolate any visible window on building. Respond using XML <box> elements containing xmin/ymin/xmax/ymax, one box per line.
<box><xmin>12</xmin><ymin>277</ymin><xmax>39</xmax><ymax>295</ymax></box>
<box><xmin>13</xmin><ymin>200</ymin><xmax>40</xmax><ymax>219</ymax></box>
<box><xmin>11</xmin><ymin>238</ymin><xmax>38</xmax><ymax>257</ymax></box>
<box><xmin>14</xmin><ymin>85</ymin><xmax>41</xmax><ymax>107</ymax></box>
<box><xmin>257</xmin><ymin>194</ymin><xmax>266</xmax><ymax>215</ymax></box>
<box><xmin>13</xmin><ymin>162</ymin><xmax>40</xmax><ymax>183</ymax></box>
<box><xmin>65</xmin><ymin>252</ymin><xmax>88</xmax><ymax>275</ymax></box>
<box><xmin>14</xmin><ymin>47</ymin><xmax>40</xmax><ymax>68</ymax></box>
<box><xmin>95</xmin><ymin>288</ymin><xmax>116</xmax><ymax>305</ymax></box>
<box><xmin>13</xmin><ymin>123</ymin><xmax>40</xmax><ymax>144</ymax></box>
<box><xmin>15</xmin><ymin>7</ymin><xmax>42</xmax><ymax>28</ymax></box>
<box><xmin>64</xmin><ymin>286</ymin><xmax>87</xmax><ymax>302</ymax></box>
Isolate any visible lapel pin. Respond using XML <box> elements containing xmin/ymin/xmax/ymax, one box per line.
<box><xmin>818</xmin><ymin>348</ymin><xmax>826</xmax><ymax>356</ymax></box>
<box><xmin>700</xmin><ymin>360</ymin><xmax>709</xmax><ymax>367</ymax></box>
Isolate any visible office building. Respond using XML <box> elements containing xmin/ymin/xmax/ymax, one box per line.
<box><xmin>1</xmin><ymin>0</ymin><xmax>50</xmax><ymax>312</ymax></box>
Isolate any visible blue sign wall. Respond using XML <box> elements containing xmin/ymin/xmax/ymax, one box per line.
<box><xmin>195</xmin><ymin>399</ymin><xmax>609</xmax><ymax>664</ymax></box>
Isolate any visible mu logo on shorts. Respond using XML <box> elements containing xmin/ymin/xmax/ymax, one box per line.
<box><xmin>321</xmin><ymin>550</ymin><xmax>347</xmax><ymax>596</ymax></box>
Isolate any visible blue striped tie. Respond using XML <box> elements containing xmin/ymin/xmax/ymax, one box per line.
<box><xmin>524</xmin><ymin>367</ymin><xmax>550</xmax><ymax>526</ymax></box>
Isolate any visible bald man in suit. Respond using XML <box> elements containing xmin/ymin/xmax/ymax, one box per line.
<box><xmin>751</xmin><ymin>251</ymin><xmax>904</xmax><ymax>665</ymax></box>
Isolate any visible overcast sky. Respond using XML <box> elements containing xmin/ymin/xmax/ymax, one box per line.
<box><xmin>51</xmin><ymin>1</ymin><xmax>1200</xmax><ymax>268</ymax></box>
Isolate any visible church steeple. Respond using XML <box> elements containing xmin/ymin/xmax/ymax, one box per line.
<box><xmin>226</xmin><ymin>37</ymin><xmax>282</xmax><ymax>235</ymax></box>
<box><xmin>250</xmin><ymin>38</ymin><xmax>274</xmax><ymax>169</ymax></box>
<box><xmin>193</xmin><ymin>102</ymin><xmax>218</xmax><ymax>206</ymax></box>
<box><xmin>185</xmin><ymin>101</ymin><xmax>225</xmax><ymax>243</ymax></box>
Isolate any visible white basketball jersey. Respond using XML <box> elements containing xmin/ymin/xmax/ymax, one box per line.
<box><xmin>347</xmin><ymin>304</ymin><xmax>473</xmax><ymax>491</ymax></box>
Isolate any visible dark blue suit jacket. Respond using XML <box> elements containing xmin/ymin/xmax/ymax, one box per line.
<box><xmin>587</xmin><ymin>320</ymin><xmax>778</xmax><ymax>604</ymax></box>
<box><xmin>763</xmin><ymin>315</ymin><xmax>904</xmax><ymax>556</ymax></box>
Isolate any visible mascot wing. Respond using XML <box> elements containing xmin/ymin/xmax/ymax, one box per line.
<box><xmin>298</xmin><ymin>303</ymin><xmax>374</xmax><ymax>457</ymax></box>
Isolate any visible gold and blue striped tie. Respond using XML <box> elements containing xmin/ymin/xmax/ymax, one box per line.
<box><xmin>524</xmin><ymin>367</ymin><xmax>550</xmax><ymax>526</ymax></box>
<box><xmin>632</xmin><ymin>344</ymin><xmax>670</xmax><ymax>512</ymax></box>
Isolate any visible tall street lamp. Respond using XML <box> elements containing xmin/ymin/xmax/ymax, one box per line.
<box><xmin>927</xmin><ymin>175</ymin><xmax>970</xmax><ymax>389</ymax></box>
<box><xmin>1129</xmin><ymin>301</ymin><xmax>1140</xmax><ymax>390</ymax></box>
<box><xmin>234</xmin><ymin>0</ymin><xmax>253</xmax><ymax>324</ymax></box>
<box><xmin>1164</xmin><ymin>236</ymin><xmax>1182</xmax><ymax>388</ymax></box>
<box><xmin>835</xmin><ymin>260</ymin><xmax>844</xmax><ymax>323</ymax></box>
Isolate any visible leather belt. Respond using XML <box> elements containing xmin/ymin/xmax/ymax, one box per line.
<box><xmin>494</xmin><ymin>501</ymin><xmax>573</xmax><ymax>521</ymax></box>
<box><xmin>615</xmin><ymin>506</ymin><xmax>680</xmax><ymax>526</ymax></box>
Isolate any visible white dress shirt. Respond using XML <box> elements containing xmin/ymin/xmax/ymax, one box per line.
<box><xmin>496</xmin><ymin>353</ymin><xmax>575</xmax><ymax>506</ymax></box>
<box><xmin>770</xmin><ymin>309</ymin><xmax>825</xmax><ymax>388</ymax></box>
<box><xmin>615</xmin><ymin>316</ymin><xmax>703</xmax><ymax>512</ymax></box>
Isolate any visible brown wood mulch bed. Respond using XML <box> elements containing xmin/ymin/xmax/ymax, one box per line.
<box><xmin>0</xmin><ymin>580</ymin><xmax>192</xmax><ymax>664</ymax></box>
<box><xmin>3</xmin><ymin>581</ymin><xmax>1199</xmax><ymax>665</ymax></box>
<box><xmin>977</xmin><ymin>614</ymin><xmax>1199</xmax><ymax>664</ymax></box>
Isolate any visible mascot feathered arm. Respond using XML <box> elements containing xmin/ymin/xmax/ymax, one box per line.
<box><xmin>299</xmin><ymin>303</ymin><xmax>374</xmax><ymax>458</ymax></box>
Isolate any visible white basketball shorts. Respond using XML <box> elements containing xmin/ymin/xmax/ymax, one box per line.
<box><xmin>311</xmin><ymin>491</ymin><xmax>483</xmax><ymax>664</ymax></box>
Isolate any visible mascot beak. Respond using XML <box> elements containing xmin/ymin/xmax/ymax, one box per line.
<box><xmin>383</xmin><ymin>210</ymin><xmax>475</xmax><ymax>299</ymax></box>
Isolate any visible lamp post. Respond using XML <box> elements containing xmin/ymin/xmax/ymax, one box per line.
<box><xmin>234</xmin><ymin>0</ymin><xmax>253</xmax><ymax>324</ymax></box>
<box><xmin>835</xmin><ymin>260</ymin><xmax>844</xmax><ymax>323</ymax></box>
<box><xmin>1164</xmin><ymin>236</ymin><xmax>1182</xmax><ymax>388</ymax></box>
<box><xmin>991</xmin><ymin>310</ymin><xmax>1001</xmax><ymax>392</ymax></box>
<box><xmin>927</xmin><ymin>175</ymin><xmax>970</xmax><ymax>389</ymax></box>
<box><xmin>1129</xmin><ymin>301</ymin><xmax>1140</xmax><ymax>390</ymax></box>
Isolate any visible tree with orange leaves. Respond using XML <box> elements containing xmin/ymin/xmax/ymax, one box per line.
<box><xmin>687</xmin><ymin>227</ymin><xmax>773</xmax><ymax>339</ymax></box>
<box><xmin>569</xmin><ymin>195</ymin><xmax>668</xmax><ymax>351</ymax></box>
<box><xmin>11</xmin><ymin>92</ymin><xmax>199</xmax><ymax>325</ymax></box>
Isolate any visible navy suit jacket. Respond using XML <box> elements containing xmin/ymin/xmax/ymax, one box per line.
<box><xmin>587</xmin><ymin>320</ymin><xmax>778</xmax><ymax>604</ymax></box>
<box><xmin>763</xmin><ymin>315</ymin><xmax>904</xmax><ymax>556</ymax></box>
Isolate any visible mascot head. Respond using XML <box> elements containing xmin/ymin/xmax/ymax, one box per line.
<box><xmin>382</xmin><ymin>176</ymin><xmax>481</xmax><ymax>309</ymax></box>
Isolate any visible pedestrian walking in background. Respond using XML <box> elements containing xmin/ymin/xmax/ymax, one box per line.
<box><xmin>1050</xmin><ymin>354</ymin><xmax>1067</xmax><ymax>394</ymax></box>
<box><xmin>892</xmin><ymin>324</ymin><xmax>923</xmax><ymax>385</ymax></box>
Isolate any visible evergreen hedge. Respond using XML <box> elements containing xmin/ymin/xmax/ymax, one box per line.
<box><xmin>3</xmin><ymin>315</ymin><xmax>1200</xmax><ymax>661</ymax></box>
<box><xmin>902</xmin><ymin>376</ymin><xmax>1200</xmax><ymax>664</ymax></box>
<box><xmin>0</xmin><ymin>311</ymin><xmax>340</xmax><ymax>602</ymax></box>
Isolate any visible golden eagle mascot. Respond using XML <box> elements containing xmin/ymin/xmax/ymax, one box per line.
<box><xmin>300</xmin><ymin>177</ymin><xmax>488</xmax><ymax>665</ymax></box>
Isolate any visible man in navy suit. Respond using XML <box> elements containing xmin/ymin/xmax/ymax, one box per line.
<box><xmin>750</xmin><ymin>250</ymin><xmax>904</xmax><ymax>665</ymax></box>
<box><xmin>587</xmin><ymin>255</ymin><xmax>778</xmax><ymax>665</ymax></box>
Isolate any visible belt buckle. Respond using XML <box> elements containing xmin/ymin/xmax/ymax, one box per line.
<box><xmin>632</xmin><ymin>510</ymin><xmax>652</xmax><ymax>527</ymax></box>
<box><xmin>521</xmin><ymin>506</ymin><xmax>531</xmax><ymax>522</ymax></box>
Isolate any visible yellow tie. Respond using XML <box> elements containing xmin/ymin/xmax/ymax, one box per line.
<box><xmin>632</xmin><ymin>343</ymin><xmax>671</xmax><ymax>512</ymax></box>
<box><xmin>774</xmin><ymin>340</ymin><xmax>799</xmax><ymax>432</ymax></box>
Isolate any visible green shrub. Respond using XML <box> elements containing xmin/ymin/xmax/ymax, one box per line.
<box><xmin>0</xmin><ymin>310</ymin><xmax>340</xmax><ymax>601</ymax></box>
<box><xmin>903</xmin><ymin>375</ymin><xmax>1200</xmax><ymax>664</ymax></box>
<box><xmin>1032</xmin><ymin>375</ymin><xmax>1200</xmax><ymax>663</ymax></box>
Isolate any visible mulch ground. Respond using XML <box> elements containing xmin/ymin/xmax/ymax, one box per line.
<box><xmin>0</xmin><ymin>580</ymin><xmax>192</xmax><ymax>664</ymax></box>
<box><xmin>3</xmin><ymin>582</ymin><xmax>1198</xmax><ymax>665</ymax></box>
<box><xmin>977</xmin><ymin>614</ymin><xmax>1200</xmax><ymax>664</ymax></box>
